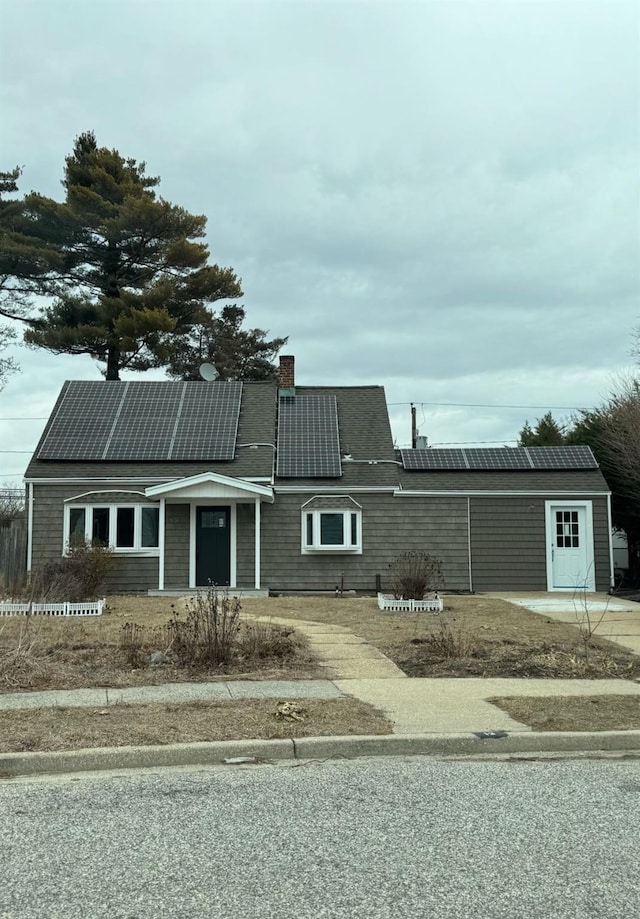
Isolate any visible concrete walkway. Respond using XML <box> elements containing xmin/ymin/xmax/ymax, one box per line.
<box><xmin>3</xmin><ymin>675</ymin><xmax>640</xmax><ymax>735</ymax></box>
<box><xmin>486</xmin><ymin>592</ymin><xmax>640</xmax><ymax>655</ymax></box>
<box><xmin>0</xmin><ymin>680</ymin><xmax>345</xmax><ymax>711</ymax></box>
<box><xmin>246</xmin><ymin>614</ymin><xmax>407</xmax><ymax>679</ymax></box>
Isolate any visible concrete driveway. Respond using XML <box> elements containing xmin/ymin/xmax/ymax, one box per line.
<box><xmin>485</xmin><ymin>592</ymin><xmax>640</xmax><ymax>656</ymax></box>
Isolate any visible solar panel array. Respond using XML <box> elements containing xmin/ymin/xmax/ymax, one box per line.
<box><xmin>37</xmin><ymin>381</ymin><xmax>243</xmax><ymax>461</ymax></box>
<box><xmin>276</xmin><ymin>395</ymin><xmax>342</xmax><ymax>477</ymax></box>
<box><xmin>400</xmin><ymin>445</ymin><xmax>598</xmax><ymax>471</ymax></box>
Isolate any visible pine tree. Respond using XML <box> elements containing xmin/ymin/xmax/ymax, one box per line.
<box><xmin>165</xmin><ymin>305</ymin><xmax>287</xmax><ymax>381</ymax></box>
<box><xmin>7</xmin><ymin>133</ymin><xmax>243</xmax><ymax>379</ymax></box>
<box><xmin>518</xmin><ymin>411</ymin><xmax>566</xmax><ymax>446</ymax></box>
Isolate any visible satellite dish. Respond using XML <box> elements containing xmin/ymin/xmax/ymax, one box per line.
<box><xmin>199</xmin><ymin>362</ymin><xmax>219</xmax><ymax>381</ymax></box>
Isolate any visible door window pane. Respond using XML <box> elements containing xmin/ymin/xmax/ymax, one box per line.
<box><xmin>116</xmin><ymin>507</ymin><xmax>135</xmax><ymax>547</ymax></box>
<box><xmin>141</xmin><ymin>507</ymin><xmax>159</xmax><ymax>547</ymax></box>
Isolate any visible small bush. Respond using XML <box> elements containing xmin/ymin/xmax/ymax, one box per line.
<box><xmin>237</xmin><ymin>621</ymin><xmax>300</xmax><ymax>662</ymax></box>
<box><xmin>0</xmin><ymin>622</ymin><xmax>52</xmax><ymax>688</ymax></box>
<box><xmin>167</xmin><ymin>587</ymin><xmax>241</xmax><ymax>667</ymax></box>
<box><xmin>119</xmin><ymin>622</ymin><xmax>147</xmax><ymax>669</ymax></box>
<box><xmin>424</xmin><ymin>616</ymin><xmax>477</xmax><ymax>659</ymax></box>
<box><xmin>390</xmin><ymin>551</ymin><xmax>444</xmax><ymax>600</ymax></box>
<box><xmin>30</xmin><ymin>541</ymin><xmax>115</xmax><ymax>602</ymax></box>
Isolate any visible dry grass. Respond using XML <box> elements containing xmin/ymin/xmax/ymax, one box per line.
<box><xmin>0</xmin><ymin>596</ymin><xmax>323</xmax><ymax>693</ymax></box>
<box><xmin>244</xmin><ymin>595</ymin><xmax>640</xmax><ymax>680</ymax></box>
<box><xmin>490</xmin><ymin>695</ymin><xmax>640</xmax><ymax>732</ymax></box>
<box><xmin>1</xmin><ymin>593</ymin><xmax>638</xmax><ymax>691</ymax></box>
<box><xmin>0</xmin><ymin>698</ymin><xmax>392</xmax><ymax>753</ymax></box>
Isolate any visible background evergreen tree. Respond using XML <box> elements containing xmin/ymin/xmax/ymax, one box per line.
<box><xmin>4</xmin><ymin>133</ymin><xmax>249</xmax><ymax>379</ymax></box>
<box><xmin>166</xmin><ymin>305</ymin><xmax>287</xmax><ymax>381</ymax></box>
<box><xmin>518</xmin><ymin>411</ymin><xmax>566</xmax><ymax>446</ymax></box>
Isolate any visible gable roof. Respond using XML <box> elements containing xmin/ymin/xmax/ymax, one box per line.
<box><xmin>24</xmin><ymin>378</ymin><xmax>611</xmax><ymax>495</ymax></box>
<box><xmin>24</xmin><ymin>380</ymin><xmax>399</xmax><ymax>487</ymax></box>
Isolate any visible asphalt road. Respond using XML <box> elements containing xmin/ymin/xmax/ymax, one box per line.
<box><xmin>1</xmin><ymin>756</ymin><xmax>639</xmax><ymax>918</ymax></box>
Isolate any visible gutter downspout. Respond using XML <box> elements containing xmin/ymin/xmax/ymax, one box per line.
<box><xmin>254</xmin><ymin>497</ymin><xmax>261</xmax><ymax>590</ymax></box>
<box><xmin>467</xmin><ymin>496</ymin><xmax>473</xmax><ymax>593</ymax></box>
<box><xmin>158</xmin><ymin>498</ymin><xmax>166</xmax><ymax>591</ymax></box>
<box><xmin>26</xmin><ymin>482</ymin><xmax>33</xmax><ymax>574</ymax></box>
<box><xmin>607</xmin><ymin>492</ymin><xmax>615</xmax><ymax>591</ymax></box>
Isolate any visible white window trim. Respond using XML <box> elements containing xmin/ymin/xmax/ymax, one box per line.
<box><xmin>63</xmin><ymin>503</ymin><xmax>161</xmax><ymax>556</ymax></box>
<box><xmin>301</xmin><ymin>508</ymin><xmax>362</xmax><ymax>554</ymax></box>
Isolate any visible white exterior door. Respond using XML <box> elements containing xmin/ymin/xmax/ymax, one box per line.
<box><xmin>545</xmin><ymin>502</ymin><xmax>595</xmax><ymax>591</ymax></box>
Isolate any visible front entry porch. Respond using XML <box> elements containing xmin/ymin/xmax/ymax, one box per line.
<box><xmin>145</xmin><ymin>472</ymin><xmax>274</xmax><ymax>592</ymax></box>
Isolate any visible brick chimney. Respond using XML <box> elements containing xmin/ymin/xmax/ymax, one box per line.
<box><xmin>278</xmin><ymin>355</ymin><xmax>295</xmax><ymax>394</ymax></box>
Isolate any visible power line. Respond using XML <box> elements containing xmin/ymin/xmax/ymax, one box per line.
<box><xmin>387</xmin><ymin>401</ymin><xmax>587</xmax><ymax>410</ymax></box>
<box><xmin>0</xmin><ymin>417</ymin><xmax>47</xmax><ymax>421</ymax></box>
<box><xmin>431</xmin><ymin>439</ymin><xmax>519</xmax><ymax>446</ymax></box>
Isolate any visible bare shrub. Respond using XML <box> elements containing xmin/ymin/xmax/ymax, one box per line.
<box><xmin>390</xmin><ymin>551</ymin><xmax>444</xmax><ymax>600</ymax></box>
<box><xmin>119</xmin><ymin>622</ymin><xmax>147</xmax><ymax>669</ymax></box>
<box><xmin>167</xmin><ymin>587</ymin><xmax>241</xmax><ymax>667</ymax></box>
<box><xmin>0</xmin><ymin>622</ymin><xmax>52</xmax><ymax>688</ymax></box>
<box><xmin>237</xmin><ymin>621</ymin><xmax>301</xmax><ymax>662</ymax></box>
<box><xmin>424</xmin><ymin>615</ymin><xmax>477</xmax><ymax>659</ymax></box>
<box><xmin>30</xmin><ymin>541</ymin><xmax>115</xmax><ymax>602</ymax></box>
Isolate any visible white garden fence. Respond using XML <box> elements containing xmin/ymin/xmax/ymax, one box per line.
<box><xmin>0</xmin><ymin>599</ymin><xmax>105</xmax><ymax>617</ymax></box>
<box><xmin>377</xmin><ymin>593</ymin><xmax>443</xmax><ymax>612</ymax></box>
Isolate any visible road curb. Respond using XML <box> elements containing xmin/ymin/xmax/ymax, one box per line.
<box><xmin>3</xmin><ymin>731</ymin><xmax>640</xmax><ymax>777</ymax></box>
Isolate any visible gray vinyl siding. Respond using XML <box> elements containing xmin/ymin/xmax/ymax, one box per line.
<box><xmin>469</xmin><ymin>495</ymin><xmax>610</xmax><ymax>591</ymax></box>
<box><xmin>104</xmin><ymin>557</ymin><xmax>158</xmax><ymax>594</ymax></box>
<box><xmin>164</xmin><ymin>504</ymin><xmax>190</xmax><ymax>588</ymax></box>
<box><xmin>261</xmin><ymin>492</ymin><xmax>470</xmax><ymax>592</ymax></box>
<box><xmin>236</xmin><ymin>503</ymin><xmax>256</xmax><ymax>586</ymax></box>
<box><xmin>30</xmin><ymin>482</ymin><xmax>160</xmax><ymax>593</ymax></box>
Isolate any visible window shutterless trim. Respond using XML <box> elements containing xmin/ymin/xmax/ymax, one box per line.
<box><xmin>63</xmin><ymin>503</ymin><xmax>160</xmax><ymax>555</ymax></box>
<box><xmin>301</xmin><ymin>508</ymin><xmax>362</xmax><ymax>554</ymax></box>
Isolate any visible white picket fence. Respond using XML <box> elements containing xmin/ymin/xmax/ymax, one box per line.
<box><xmin>377</xmin><ymin>593</ymin><xmax>443</xmax><ymax>612</ymax></box>
<box><xmin>0</xmin><ymin>599</ymin><xmax>105</xmax><ymax>618</ymax></box>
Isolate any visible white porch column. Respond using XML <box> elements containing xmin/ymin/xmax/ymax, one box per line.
<box><xmin>158</xmin><ymin>498</ymin><xmax>166</xmax><ymax>590</ymax></box>
<box><xmin>254</xmin><ymin>497</ymin><xmax>261</xmax><ymax>590</ymax></box>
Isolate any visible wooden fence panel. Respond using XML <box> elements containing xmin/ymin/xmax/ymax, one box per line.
<box><xmin>0</xmin><ymin>518</ymin><xmax>27</xmax><ymax>594</ymax></box>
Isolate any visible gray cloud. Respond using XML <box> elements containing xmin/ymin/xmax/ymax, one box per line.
<box><xmin>0</xmin><ymin>0</ymin><xmax>638</xmax><ymax>477</ymax></box>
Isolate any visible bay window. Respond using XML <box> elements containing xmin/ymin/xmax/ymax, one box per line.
<box><xmin>65</xmin><ymin>504</ymin><xmax>160</xmax><ymax>553</ymax></box>
<box><xmin>302</xmin><ymin>505</ymin><xmax>362</xmax><ymax>553</ymax></box>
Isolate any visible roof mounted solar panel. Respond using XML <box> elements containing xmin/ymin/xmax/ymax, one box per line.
<box><xmin>276</xmin><ymin>394</ymin><xmax>342</xmax><ymax>477</ymax></box>
<box><xmin>105</xmin><ymin>382</ymin><xmax>185</xmax><ymax>461</ymax></box>
<box><xmin>400</xmin><ymin>449</ymin><xmax>469</xmax><ymax>470</ymax></box>
<box><xmin>400</xmin><ymin>444</ymin><xmax>599</xmax><ymax>472</ymax></box>
<box><xmin>37</xmin><ymin>382</ymin><xmax>127</xmax><ymax>461</ymax></box>
<box><xmin>464</xmin><ymin>448</ymin><xmax>533</xmax><ymax>470</ymax></box>
<box><xmin>526</xmin><ymin>445</ymin><xmax>598</xmax><ymax>469</ymax></box>
<box><xmin>171</xmin><ymin>382</ymin><xmax>242</xmax><ymax>460</ymax></box>
<box><xmin>37</xmin><ymin>380</ymin><xmax>243</xmax><ymax>462</ymax></box>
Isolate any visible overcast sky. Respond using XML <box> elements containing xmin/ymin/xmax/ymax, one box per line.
<box><xmin>1</xmin><ymin>0</ymin><xmax>638</xmax><ymax>481</ymax></box>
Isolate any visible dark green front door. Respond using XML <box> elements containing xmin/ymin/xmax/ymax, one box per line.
<box><xmin>195</xmin><ymin>506</ymin><xmax>231</xmax><ymax>586</ymax></box>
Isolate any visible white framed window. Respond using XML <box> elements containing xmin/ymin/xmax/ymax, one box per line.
<box><xmin>64</xmin><ymin>504</ymin><xmax>160</xmax><ymax>554</ymax></box>
<box><xmin>302</xmin><ymin>508</ymin><xmax>362</xmax><ymax>553</ymax></box>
